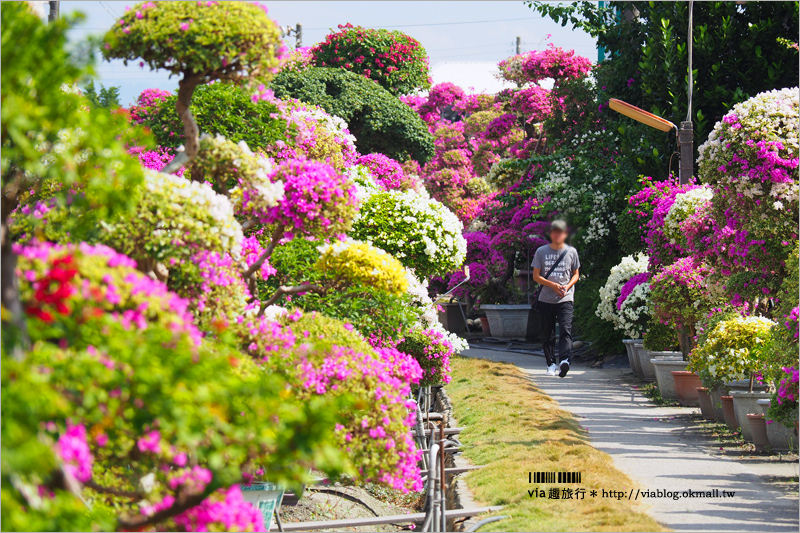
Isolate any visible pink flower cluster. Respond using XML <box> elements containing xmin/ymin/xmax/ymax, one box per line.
<box><xmin>645</xmin><ymin>182</ymin><xmax>703</xmax><ymax>271</ymax></box>
<box><xmin>355</xmin><ymin>153</ymin><xmax>410</xmax><ymax>191</ymax></box>
<box><xmin>616</xmin><ymin>272</ymin><xmax>649</xmax><ymax>310</ymax></box>
<box><xmin>143</xmin><ymin>486</ymin><xmax>265</xmax><ymax>532</ymax></box>
<box><xmin>127</xmin><ymin>145</ymin><xmax>185</xmax><ymax>176</ymax></box>
<box><xmin>15</xmin><ymin>241</ymin><xmax>202</xmax><ymax>347</ymax></box>
<box><xmin>509</xmin><ymin>86</ymin><xmax>552</xmax><ymax>123</ymax></box>
<box><xmin>296</xmin><ymin>341</ymin><xmax>423</xmax><ymax>492</ymax></box>
<box><xmin>650</xmin><ymin>257</ymin><xmax>712</xmax><ymax>329</ymax></box>
<box><xmin>776</xmin><ymin>366</ymin><xmax>799</xmax><ymax>406</ymax></box>
<box><xmin>55</xmin><ymin>423</ymin><xmax>93</xmax><ymax>483</ymax></box>
<box><xmin>498</xmin><ymin>44</ymin><xmax>592</xmax><ymax>86</ymax></box>
<box><xmin>262</xmin><ymin>159</ymin><xmax>358</xmax><ymax>238</ymax></box>
<box><xmin>128</xmin><ymin>88</ymin><xmax>172</xmax><ymax>124</ymax></box>
<box><xmin>241</xmin><ymin>236</ymin><xmax>276</xmax><ymax>280</ymax></box>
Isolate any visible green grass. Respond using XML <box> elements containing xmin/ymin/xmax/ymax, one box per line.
<box><xmin>447</xmin><ymin>356</ymin><xmax>667</xmax><ymax>532</ymax></box>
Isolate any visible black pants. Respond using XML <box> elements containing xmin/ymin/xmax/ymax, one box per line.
<box><xmin>538</xmin><ymin>301</ymin><xmax>574</xmax><ymax>367</ymax></box>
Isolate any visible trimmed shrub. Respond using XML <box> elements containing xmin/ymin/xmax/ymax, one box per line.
<box><xmin>311</xmin><ymin>24</ymin><xmax>431</xmax><ymax>95</ymax></box>
<box><xmin>271</xmin><ymin>67</ymin><xmax>434</xmax><ymax>163</ymax></box>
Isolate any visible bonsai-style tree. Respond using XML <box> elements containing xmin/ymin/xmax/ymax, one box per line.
<box><xmin>311</xmin><ymin>23</ymin><xmax>431</xmax><ymax>95</ymax></box>
<box><xmin>271</xmin><ymin>67</ymin><xmax>435</xmax><ymax>163</ymax></box>
<box><xmin>103</xmin><ymin>1</ymin><xmax>284</xmax><ymax>172</ymax></box>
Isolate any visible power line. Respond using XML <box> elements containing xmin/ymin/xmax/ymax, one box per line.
<box><xmin>427</xmin><ymin>43</ymin><xmax>514</xmax><ymax>53</ymax></box>
<box><xmin>307</xmin><ymin>16</ymin><xmax>541</xmax><ymax>31</ymax></box>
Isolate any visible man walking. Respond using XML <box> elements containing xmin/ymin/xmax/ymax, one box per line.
<box><xmin>532</xmin><ymin>220</ymin><xmax>580</xmax><ymax>377</ymax></box>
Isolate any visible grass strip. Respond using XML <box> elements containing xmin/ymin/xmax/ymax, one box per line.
<box><xmin>447</xmin><ymin>356</ymin><xmax>667</xmax><ymax>532</ymax></box>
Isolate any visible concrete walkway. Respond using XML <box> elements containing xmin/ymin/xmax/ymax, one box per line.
<box><xmin>462</xmin><ymin>347</ymin><xmax>799</xmax><ymax>533</ymax></box>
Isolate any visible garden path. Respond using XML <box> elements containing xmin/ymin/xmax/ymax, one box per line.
<box><xmin>461</xmin><ymin>347</ymin><xmax>799</xmax><ymax>532</ymax></box>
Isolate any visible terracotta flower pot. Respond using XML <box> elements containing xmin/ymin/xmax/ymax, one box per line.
<box><xmin>671</xmin><ymin>371</ymin><xmax>701</xmax><ymax>406</ymax></box>
<box><xmin>479</xmin><ymin>317</ymin><xmax>491</xmax><ymax>335</ymax></box>
<box><xmin>696</xmin><ymin>387</ymin><xmax>715</xmax><ymax>421</ymax></box>
<box><xmin>747</xmin><ymin>413</ymin><xmax>769</xmax><ymax>451</ymax></box>
<box><xmin>721</xmin><ymin>396</ymin><xmax>738</xmax><ymax>431</ymax></box>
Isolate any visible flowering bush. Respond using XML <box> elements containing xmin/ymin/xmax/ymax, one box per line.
<box><xmin>138</xmin><ymin>82</ymin><xmax>287</xmax><ymax>152</ymax></box>
<box><xmin>497</xmin><ymin>44</ymin><xmax>592</xmax><ymax>87</ymax></box>
<box><xmin>102</xmin><ymin>169</ymin><xmax>244</xmax><ymax>268</ymax></box>
<box><xmin>280</xmin><ymin>46</ymin><xmax>313</xmax><ymax>74</ymax></box>
<box><xmin>311</xmin><ymin>24</ymin><xmax>431</xmax><ymax>95</ymax></box>
<box><xmin>645</xmin><ymin>181</ymin><xmax>707</xmax><ymax>271</ymax></box>
<box><xmin>698</xmin><ymin>87</ymin><xmax>799</xmax><ymax>276</ymax></box>
<box><xmin>533</xmin><ymin>130</ymin><xmax>624</xmax><ymax>247</ymax></box>
<box><xmin>316</xmin><ymin>239</ymin><xmax>409</xmax><ymax>296</ymax></box>
<box><xmin>688</xmin><ymin>315</ymin><xmax>777</xmax><ymax>384</ymax></box>
<box><xmin>103</xmin><ymin>1</ymin><xmax>284</xmax><ymax>83</ymax></box>
<box><xmin>650</xmin><ymin>257</ymin><xmax>714</xmax><ymax>336</ymax></box>
<box><xmin>260</xmin><ymin>312</ymin><xmax>425</xmax><ymax>492</ymax></box>
<box><xmin>767</xmin><ymin>366</ymin><xmax>799</xmax><ymax>429</ymax></box>
<box><xmin>618</xmin><ymin>176</ymin><xmax>683</xmax><ymax>255</ymax></box>
<box><xmin>271</xmin><ymin>67</ymin><xmax>434</xmax><ymax>163</ymax></box>
<box><xmin>270</xmin><ymin>99</ymin><xmax>358</xmax><ymax>171</ymax></box>
<box><xmin>663</xmin><ymin>186</ymin><xmax>714</xmax><ymax>244</ymax></box>
<box><xmin>396</xmin><ymin>327</ymin><xmax>455</xmax><ymax>387</ymax></box>
<box><xmin>356</xmin><ymin>153</ymin><xmax>420</xmax><ymax>191</ymax></box>
<box><xmin>261</xmin><ymin>159</ymin><xmax>358</xmax><ymax>239</ymax></box>
<box><xmin>128</xmin><ymin>87</ymin><xmax>171</xmax><ymax>124</ymax></box>
<box><xmin>15</xmin><ymin>241</ymin><xmax>201</xmax><ymax>346</ymax></box>
<box><xmin>596</xmin><ymin>254</ymin><xmax>649</xmax><ymax>338</ymax></box>
<box><xmin>351</xmin><ymin>189</ymin><xmax>467</xmax><ymax>278</ymax></box>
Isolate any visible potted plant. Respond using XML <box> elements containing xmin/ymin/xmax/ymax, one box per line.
<box><xmin>640</xmin><ymin>318</ymin><xmax>680</xmax><ymax>383</ymax></box>
<box><xmin>479</xmin><ymin>279</ymin><xmax>535</xmax><ymax>340</ymax></box>
<box><xmin>689</xmin><ymin>314</ymin><xmax>778</xmax><ymax>441</ymax></box>
<box><xmin>649</xmin><ymin>257</ymin><xmax>713</xmax><ymax>400</ymax></box>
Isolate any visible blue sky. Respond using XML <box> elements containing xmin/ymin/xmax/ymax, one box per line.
<box><xmin>61</xmin><ymin>1</ymin><xmax>597</xmax><ymax>105</ymax></box>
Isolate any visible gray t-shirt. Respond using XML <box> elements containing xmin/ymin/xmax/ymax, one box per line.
<box><xmin>532</xmin><ymin>245</ymin><xmax>580</xmax><ymax>304</ymax></box>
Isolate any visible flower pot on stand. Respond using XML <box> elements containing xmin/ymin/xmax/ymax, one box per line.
<box><xmin>696</xmin><ymin>387</ymin><xmax>715</xmax><ymax>420</ymax></box>
<box><xmin>671</xmin><ymin>371</ymin><xmax>702</xmax><ymax>406</ymax></box>
<box><xmin>641</xmin><ymin>350</ymin><xmax>682</xmax><ymax>382</ymax></box>
<box><xmin>622</xmin><ymin>339</ymin><xmax>641</xmax><ymax>376</ymax></box>
<box><xmin>437</xmin><ymin>301</ymin><xmax>467</xmax><ymax>335</ymax></box>
<box><xmin>624</xmin><ymin>339</ymin><xmax>643</xmax><ymax>377</ymax></box>
<box><xmin>721</xmin><ymin>396</ymin><xmax>738</xmax><ymax>431</ymax></box>
<box><xmin>709</xmin><ymin>385</ymin><xmax>727</xmax><ymax>422</ymax></box>
<box><xmin>747</xmin><ymin>413</ymin><xmax>770</xmax><ymax>451</ymax></box>
<box><xmin>482</xmin><ymin>304</ymin><xmax>530</xmax><ymax>340</ymax></box>
<box><xmin>651</xmin><ymin>359</ymin><xmax>688</xmax><ymax>400</ymax></box>
<box><xmin>730</xmin><ymin>390</ymin><xmax>774</xmax><ymax>442</ymax></box>
<box><xmin>756</xmin><ymin>399</ymin><xmax>798</xmax><ymax>452</ymax></box>
<box><xmin>479</xmin><ymin>317</ymin><xmax>491</xmax><ymax>335</ymax></box>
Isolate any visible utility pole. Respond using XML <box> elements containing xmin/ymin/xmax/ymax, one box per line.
<box><xmin>679</xmin><ymin>0</ymin><xmax>694</xmax><ymax>184</ymax></box>
<box><xmin>48</xmin><ymin>1</ymin><xmax>59</xmax><ymax>22</ymax></box>
<box><xmin>295</xmin><ymin>23</ymin><xmax>302</xmax><ymax>48</ymax></box>
<box><xmin>515</xmin><ymin>36</ymin><xmax>521</xmax><ymax>54</ymax></box>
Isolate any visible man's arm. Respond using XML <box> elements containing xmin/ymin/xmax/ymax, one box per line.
<box><xmin>532</xmin><ymin>267</ymin><xmax>561</xmax><ymax>291</ymax></box>
<box><xmin>561</xmin><ymin>269</ymin><xmax>580</xmax><ymax>293</ymax></box>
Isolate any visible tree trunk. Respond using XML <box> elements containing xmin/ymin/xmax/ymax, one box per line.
<box><xmin>162</xmin><ymin>75</ymin><xmax>202</xmax><ymax>175</ymax></box>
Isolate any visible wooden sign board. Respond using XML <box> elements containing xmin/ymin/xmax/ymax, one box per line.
<box><xmin>240</xmin><ymin>482</ymin><xmax>285</xmax><ymax>532</ymax></box>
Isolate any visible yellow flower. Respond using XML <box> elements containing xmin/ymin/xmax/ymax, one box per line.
<box><xmin>316</xmin><ymin>239</ymin><xmax>408</xmax><ymax>296</ymax></box>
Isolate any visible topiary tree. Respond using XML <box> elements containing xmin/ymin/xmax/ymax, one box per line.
<box><xmin>271</xmin><ymin>67</ymin><xmax>434</xmax><ymax>163</ymax></box>
<box><xmin>311</xmin><ymin>23</ymin><xmax>431</xmax><ymax>95</ymax></box>
<box><xmin>103</xmin><ymin>0</ymin><xmax>284</xmax><ymax>172</ymax></box>
<box><xmin>140</xmin><ymin>83</ymin><xmax>287</xmax><ymax>152</ymax></box>
<box><xmin>350</xmin><ymin>189</ymin><xmax>466</xmax><ymax>278</ymax></box>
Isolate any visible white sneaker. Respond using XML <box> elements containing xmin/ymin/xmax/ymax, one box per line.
<box><xmin>559</xmin><ymin>360</ymin><xmax>570</xmax><ymax>378</ymax></box>
<box><xmin>545</xmin><ymin>364</ymin><xmax>557</xmax><ymax>376</ymax></box>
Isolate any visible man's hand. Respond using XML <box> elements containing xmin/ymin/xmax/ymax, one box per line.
<box><xmin>555</xmin><ymin>285</ymin><xmax>567</xmax><ymax>298</ymax></box>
